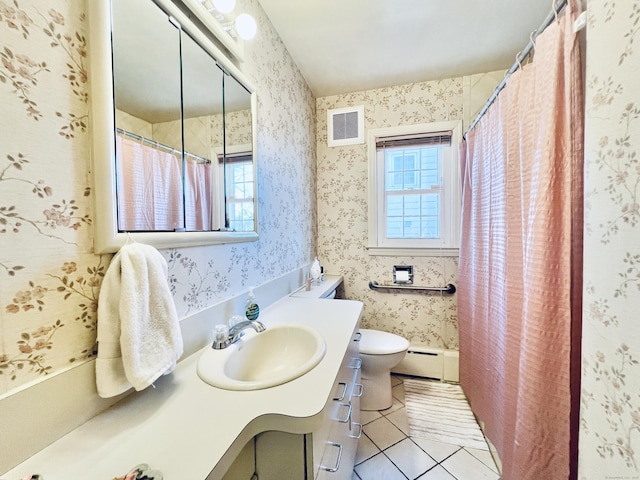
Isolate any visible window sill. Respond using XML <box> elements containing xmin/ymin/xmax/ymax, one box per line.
<box><xmin>367</xmin><ymin>246</ymin><xmax>459</xmax><ymax>257</ymax></box>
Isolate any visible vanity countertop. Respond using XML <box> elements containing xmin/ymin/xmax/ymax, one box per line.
<box><xmin>2</xmin><ymin>293</ymin><xmax>362</xmax><ymax>479</ymax></box>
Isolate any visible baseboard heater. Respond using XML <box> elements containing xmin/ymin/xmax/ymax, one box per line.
<box><xmin>392</xmin><ymin>345</ymin><xmax>459</xmax><ymax>383</ymax></box>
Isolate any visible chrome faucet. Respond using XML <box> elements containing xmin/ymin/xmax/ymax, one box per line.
<box><xmin>229</xmin><ymin>319</ymin><xmax>266</xmax><ymax>343</ymax></box>
<box><xmin>212</xmin><ymin>319</ymin><xmax>266</xmax><ymax>350</ymax></box>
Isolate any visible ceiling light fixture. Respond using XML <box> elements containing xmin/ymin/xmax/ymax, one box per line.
<box><xmin>235</xmin><ymin>13</ymin><xmax>257</xmax><ymax>40</ymax></box>
<box><xmin>212</xmin><ymin>0</ymin><xmax>236</xmax><ymax>14</ymax></box>
<box><xmin>187</xmin><ymin>0</ymin><xmax>256</xmax><ymax>60</ymax></box>
<box><xmin>201</xmin><ymin>0</ymin><xmax>257</xmax><ymax>41</ymax></box>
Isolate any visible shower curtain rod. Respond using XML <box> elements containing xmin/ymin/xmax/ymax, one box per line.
<box><xmin>116</xmin><ymin>128</ymin><xmax>211</xmax><ymax>164</ymax></box>
<box><xmin>464</xmin><ymin>0</ymin><xmax>568</xmax><ymax>137</ymax></box>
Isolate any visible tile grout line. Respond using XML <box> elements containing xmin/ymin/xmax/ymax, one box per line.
<box><xmin>358</xmin><ymin>412</ymin><xmax>465</xmax><ymax>479</ymax></box>
<box><xmin>355</xmin><ymin>376</ymin><xmax>500</xmax><ymax>480</ymax></box>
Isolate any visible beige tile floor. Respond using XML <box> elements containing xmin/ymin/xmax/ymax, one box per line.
<box><xmin>353</xmin><ymin>376</ymin><xmax>500</xmax><ymax>480</ymax></box>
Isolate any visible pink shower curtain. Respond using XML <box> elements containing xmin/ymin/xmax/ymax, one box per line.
<box><xmin>116</xmin><ymin>135</ymin><xmax>184</xmax><ymax>231</ymax></box>
<box><xmin>458</xmin><ymin>2</ymin><xmax>583</xmax><ymax>479</ymax></box>
<box><xmin>184</xmin><ymin>158</ymin><xmax>212</xmax><ymax>231</ymax></box>
<box><xmin>117</xmin><ymin>136</ymin><xmax>214</xmax><ymax>231</ymax></box>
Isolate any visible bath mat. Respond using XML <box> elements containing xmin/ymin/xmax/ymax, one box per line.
<box><xmin>403</xmin><ymin>378</ymin><xmax>489</xmax><ymax>450</ymax></box>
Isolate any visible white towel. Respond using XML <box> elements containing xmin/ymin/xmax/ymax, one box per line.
<box><xmin>96</xmin><ymin>243</ymin><xmax>183</xmax><ymax>398</ymax></box>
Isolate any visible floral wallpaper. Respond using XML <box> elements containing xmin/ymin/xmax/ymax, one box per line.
<box><xmin>4</xmin><ymin>0</ymin><xmax>637</xmax><ymax>476</ymax></box>
<box><xmin>0</xmin><ymin>0</ymin><xmax>316</xmax><ymax>396</ymax></box>
<box><xmin>316</xmin><ymin>80</ymin><xmax>464</xmax><ymax>349</ymax></box>
<box><xmin>0</xmin><ymin>0</ymin><xmax>98</xmax><ymax>395</ymax></box>
<box><xmin>579</xmin><ymin>0</ymin><xmax>640</xmax><ymax>477</ymax></box>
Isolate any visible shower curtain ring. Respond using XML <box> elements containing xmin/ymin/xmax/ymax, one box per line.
<box><xmin>553</xmin><ymin>0</ymin><xmax>560</xmax><ymax>23</ymax></box>
<box><xmin>515</xmin><ymin>51</ymin><xmax>523</xmax><ymax>70</ymax></box>
<box><xmin>530</xmin><ymin>29</ymin><xmax>537</xmax><ymax>50</ymax></box>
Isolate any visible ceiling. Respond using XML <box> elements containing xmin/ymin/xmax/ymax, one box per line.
<box><xmin>257</xmin><ymin>0</ymin><xmax>553</xmax><ymax>97</ymax></box>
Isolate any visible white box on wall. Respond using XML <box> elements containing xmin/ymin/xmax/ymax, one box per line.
<box><xmin>327</xmin><ymin>105</ymin><xmax>364</xmax><ymax>147</ymax></box>
<box><xmin>393</xmin><ymin>345</ymin><xmax>443</xmax><ymax>379</ymax></box>
<box><xmin>392</xmin><ymin>345</ymin><xmax>460</xmax><ymax>383</ymax></box>
<box><xmin>443</xmin><ymin>350</ymin><xmax>459</xmax><ymax>383</ymax></box>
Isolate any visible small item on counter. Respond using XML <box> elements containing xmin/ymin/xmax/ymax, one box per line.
<box><xmin>310</xmin><ymin>257</ymin><xmax>322</xmax><ymax>286</ymax></box>
<box><xmin>244</xmin><ymin>287</ymin><xmax>260</xmax><ymax>321</ymax></box>
<box><xmin>113</xmin><ymin>464</ymin><xmax>163</xmax><ymax>480</ymax></box>
<box><xmin>305</xmin><ymin>275</ymin><xmax>311</xmax><ymax>291</ymax></box>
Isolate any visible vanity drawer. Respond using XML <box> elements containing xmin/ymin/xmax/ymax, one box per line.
<box><xmin>251</xmin><ymin>327</ymin><xmax>362</xmax><ymax>480</ymax></box>
<box><xmin>316</xmin><ymin>330</ymin><xmax>362</xmax><ymax>480</ymax></box>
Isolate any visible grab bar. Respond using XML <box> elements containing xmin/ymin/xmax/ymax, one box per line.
<box><xmin>368</xmin><ymin>280</ymin><xmax>456</xmax><ymax>295</ymax></box>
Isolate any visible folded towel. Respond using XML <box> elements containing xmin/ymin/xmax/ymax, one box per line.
<box><xmin>96</xmin><ymin>243</ymin><xmax>183</xmax><ymax>398</ymax></box>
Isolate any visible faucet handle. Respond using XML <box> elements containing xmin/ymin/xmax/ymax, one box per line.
<box><xmin>229</xmin><ymin>315</ymin><xmax>245</xmax><ymax>327</ymax></box>
<box><xmin>212</xmin><ymin>324</ymin><xmax>230</xmax><ymax>350</ymax></box>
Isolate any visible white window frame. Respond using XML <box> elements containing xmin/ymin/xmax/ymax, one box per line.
<box><xmin>222</xmin><ymin>156</ymin><xmax>255</xmax><ymax>232</ymax></box>
<box><xmin>367</xmin><ymin>120</ymin><xmax>462</xmax><ymax>257</ymax></box>
<box><xmin>213</xmin><ymin>143</ymin><xmax>256</xmax><ymax>232</ymax></box>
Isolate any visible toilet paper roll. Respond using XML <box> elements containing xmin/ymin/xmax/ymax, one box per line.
<box><xmin>395</xmin><ymin>270</ymin><xmax>410</xmax><ymax>282</ymax></box>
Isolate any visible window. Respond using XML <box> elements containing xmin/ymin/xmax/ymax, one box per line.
<box><xmin>218</xmin><ymin>152</ymin><xmax>255</xmax><ymax>232</ymax></box>
<box><xmin>367</xmin><ymin>121</ymin><xmax>462</xmax><ymax>256</ymax></box>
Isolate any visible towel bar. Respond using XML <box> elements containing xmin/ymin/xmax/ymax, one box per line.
<box><xmin>368</xmin><ymin>281</ymin><xmax>456</xmax><ymax>295</ymax></box>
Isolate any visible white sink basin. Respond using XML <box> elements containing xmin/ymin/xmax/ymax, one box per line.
<box><xmin>197</xmin><ymin>324</ymin><xmax>327</xmax><ymax>390</ymax></box>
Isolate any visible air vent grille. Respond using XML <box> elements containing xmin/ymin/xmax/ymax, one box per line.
<box><xmin>327</xmin><ymin>105</ymin><xmax>364</xmax><ymax>147</ymax></box>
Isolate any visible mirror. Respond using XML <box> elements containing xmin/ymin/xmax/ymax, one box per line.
<box><xmin>88</xmin><ymin>0</ymin><xmax>258</xmax><ymax>253</ymax></box>
<box><xmin>220</xmin><ymin>72</ymin><xmax>255</xmax><ymax>232</ymax></box>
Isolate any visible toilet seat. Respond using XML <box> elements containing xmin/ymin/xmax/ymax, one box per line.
<box><xmin>359</xmin><ymin>328</ymin><xmax>410</xmax><ymax>355</ymax></box>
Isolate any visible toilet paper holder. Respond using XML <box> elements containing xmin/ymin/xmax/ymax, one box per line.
<box><xmin>393</xmin><ymin>265</ymin><xmax>413</xmax><ymax>284</ymax></box>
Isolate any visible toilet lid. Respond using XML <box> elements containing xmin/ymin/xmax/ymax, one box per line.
<box><xmin>358</xmin><ymin>328</ymin><xmax>410</xmax><ymax>355</ymax></box>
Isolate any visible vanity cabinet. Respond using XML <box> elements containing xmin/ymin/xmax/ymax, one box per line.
<box><xmin>315</xmin><ymin>329</ymin><xmax>362</xmax><ymax>479</ymax></box>
<box><xmin>248</xmin><ymin>327</ymin><xmax>362</xmax><ymax>480</ymax></box>
<box><xmin>2</xmin><ymin>291</ymin><xmax>364</xmax><ymax>480</ymax></box>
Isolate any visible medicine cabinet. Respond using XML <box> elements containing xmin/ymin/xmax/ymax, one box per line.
<box><xmin>88</xmin><ymin>0</ymin><xmax>258</xmax><ymax>253</ymax></box>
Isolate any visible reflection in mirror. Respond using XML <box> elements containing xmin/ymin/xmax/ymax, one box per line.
<box><xmin>88</xmin><ymin>0</ymin><xmax>258</xmax><ymax>252</ymax></box>
<box><xmin>222</xmin><ymin>73</ymin><xmax>255</xmax><ymax>232</ymax></box>
<box><xmin>180</xmin><ymin>28</ymin><xmax>224</xmax><ymax>232</ymax></box>
<box><xmin>113</xmin><ymin>0</ymin><xmax>184</xmax><ymax>231</ymax></box>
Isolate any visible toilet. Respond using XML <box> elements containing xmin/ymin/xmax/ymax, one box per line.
<box><xmin>358</xmin><ymin>328</ymin><xmax>410</xmax><ymax>411</ymax></box>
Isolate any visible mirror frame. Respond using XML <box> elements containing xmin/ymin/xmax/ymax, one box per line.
<box><xmin>88</xmin><ymin>0</ymin><xmax>258</xmax><ymax>253</ymax></box>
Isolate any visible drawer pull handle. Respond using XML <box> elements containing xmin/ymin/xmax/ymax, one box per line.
<box><xmin>320</xmin><ymin>441</ymin><xmax>343</xmax><ymax>472</ymax></box>
<box><xmin>334</xmin><ymin>382</ymin><xmax>348</xmax><ymax>401</ymax></box>
<box><xmin>349</xmin><ymin>357</ymin><xmax>362</xmax><ymax>370</ymax></box>
<box><xmin>336</xmin><ymin>402</ymin><xmax>352</xmax><ymax>423</ymax></box>
<box><xmin>354</xmin><ymin>331</ymin><xmax>362</xmax><ymax>342</ymax></box>
<box><xmin>349</xmin><ymin>422</ymin><xmax>363</xmax><ymax>439</ymax></box>
<box><xmin>353</xmin><ymin>383</ymin><xmax>364</xmax><ymax>397</ymax></box>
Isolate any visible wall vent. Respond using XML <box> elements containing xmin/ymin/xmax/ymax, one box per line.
<box><xmin>327</xmin><ymin>105</ymin><xmax>364</xmax><ymax>147</ymax></box>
